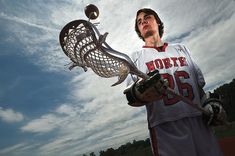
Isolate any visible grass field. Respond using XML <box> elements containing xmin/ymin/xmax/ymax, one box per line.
<box><xmin>215</xmin><ymin>122</ymin><xmax>235</xmax><ymax>138</ymax></box>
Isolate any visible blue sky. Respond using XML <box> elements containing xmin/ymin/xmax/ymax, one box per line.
<box><xmin>0</xmin><ymin>0</ymin><xmax>235</xmax><ymax>156</ymax></box>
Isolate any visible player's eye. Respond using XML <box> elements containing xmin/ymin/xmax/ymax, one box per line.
<box><xmin>144</xmin><ymin>15</ymin><xmax>151</xmax><ymax>20</ymax></box>
<box><xmin>137</xmin><ymin>19</ymin><xmax>142</xmax><ymax>26</ymax></box>
<box><xmin>137</xmin><ymin>14</ymin><xmax>151</xmax><ymax>26</ymax></box>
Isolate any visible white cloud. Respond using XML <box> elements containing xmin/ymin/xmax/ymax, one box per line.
<box><xmin>21</xmin><ymin>114</ymin><xmax>60</xmax><ymax>133</ymax></box>
<box><xmin>0</xmin><ymin>12</ymin><xmax>59</xmax><ymax>32</ymax></box>
<box><xmin>0</xmin><ymin>142</ymin><xmax>41</xmax><ymax>156</ymax></box>
<box><xmin>183</xmin><ymin>6</ymin><xmax>235</xmax><ymax>89</ymax></box>
<box><xmin>0</xmin><ymin>107</ymin><xmax>24</xmax><ymax>123</ymax></box>
<box><xmin>19</xmin><ymin>74</ymin><xmax>148</xmax><ymax>155</ymax></box>
<box><xmin>55</xmin><ymin>104</ymin><xmax>75</xmax><ymax>115</ymax></box>
<box><xmin>0</xmin><ymin>143</ymin><xmax>27</xmax><ymax>155</ymax></box>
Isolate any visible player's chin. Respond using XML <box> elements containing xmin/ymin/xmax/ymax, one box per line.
<box><xmin>143</xmin><ymin>30</ymin><xmax>154</xmax><ymax>39</ymax></box>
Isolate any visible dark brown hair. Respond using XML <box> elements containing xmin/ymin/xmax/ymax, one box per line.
<box><xmin>135</xmin><ymin>8</ymin><xmax>164</xmax><ymax>41</ymax></box>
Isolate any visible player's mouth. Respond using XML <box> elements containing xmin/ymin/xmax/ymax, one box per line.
<box><xmin>143</xmin><ymin>25</ymin><xmax>150</xmax><ymax>30</ymax></box>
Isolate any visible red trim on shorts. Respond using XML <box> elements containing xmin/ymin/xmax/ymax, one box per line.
<box><xmin>149</xmin><ymin>127</ymin><xmax>160</xmax><ymax>156</ymax></box>
<box><xmin>143</xmin><ymin>43</ymin><xmax>168</xmax><ymax>52</ymax></box>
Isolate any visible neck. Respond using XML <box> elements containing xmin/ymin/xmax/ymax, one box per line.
<box><xmin>144</xmin><ymin>35</ymin><xmax>164</xmax><ymax>47</ymax></box>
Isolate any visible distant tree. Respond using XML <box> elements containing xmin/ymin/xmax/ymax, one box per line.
<box><xmin>89</xmin><ymin>152</ymin><xmax>96</xmax><ymax>156</ymax></box>
<box><xmin>105</xmin><ymin>148</ymin><xmax>115</xmax><ymax>155</ymax></box>
<box><xmin>117</xmin><ymin>144</ymin><xmax>127</xmax><ymax>155</ymax></box>
<box><xmin>82</xmin><ymin>154</ymin><xmax>87</xmax><ymax>156</ymax></box>
<box><xmin>140</xmin><ymin>138</ymin><xmax>151</xmax><ymax>148</ymax></box>
<box><xmin>99</xmin><ymin>150</ymin><xmax>105</xmax><ymax>156</ymax></box>
<box><xmin>214</xmin><ymin>79</ymin><xmax>235</xmax><ymax>121</ymax></box>
<box><xmin>99</xmin><ymin>138</ymin><xmax>153</xmax><ymax>156</ymax></box>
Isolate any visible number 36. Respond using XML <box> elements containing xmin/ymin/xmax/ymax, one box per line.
<box><xmin>161</xmin><ymin>71</ymin><xmax>194</xmax><ymax>105</ymax></box>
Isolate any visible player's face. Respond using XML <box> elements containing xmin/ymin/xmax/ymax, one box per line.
<box><xmin>136</xmin><ymin>12</ymin><xmax>159</xmax><ymax>39</ymax></box>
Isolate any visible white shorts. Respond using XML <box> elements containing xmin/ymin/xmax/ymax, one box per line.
<box><xmin>149</xmin><ymin>116</ymin><xmax>224</xmax><ymax>156</ymax></box>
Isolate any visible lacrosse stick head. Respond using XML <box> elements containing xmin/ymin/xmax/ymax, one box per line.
<box><xmin>59</xmin><ymin>19</ymin><xmax>134</xmax><ymax>86</ymax></box>
<box><xmin>59</xmin><ymin>4</ymin><xmax>148</xmax><ymax>86</ymax></box>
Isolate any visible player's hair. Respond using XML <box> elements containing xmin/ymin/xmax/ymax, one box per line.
<box><xmin>135</xmin><ymin>8</ymin><xmax>164</xmax><ymax>41</ymax></box>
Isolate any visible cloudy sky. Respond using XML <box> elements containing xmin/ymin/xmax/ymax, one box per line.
<box><xmin>0</xmin><ymin>0</ymin><xmax>234</xmax><ymax>155</ymax></box>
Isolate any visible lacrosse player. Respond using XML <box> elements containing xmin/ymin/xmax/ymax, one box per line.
<box><xmin>124</xmin><ymin>8</ymin><xmax>226</xmax><ymax>156</ymax></box>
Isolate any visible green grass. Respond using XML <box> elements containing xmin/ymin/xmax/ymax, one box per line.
<box><xmin>215</xmin><ymin>122</ymin><xmax>235</xmax><ymax>139</ymax></box>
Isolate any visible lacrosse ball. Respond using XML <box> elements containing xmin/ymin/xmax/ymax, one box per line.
<box><xmin>84</xmin><ymin>4</ymin><xmax>99</xmax><ymax>20</ymax></box>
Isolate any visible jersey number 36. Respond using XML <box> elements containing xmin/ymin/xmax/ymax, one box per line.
<box><xmin>161</xmin><ymin>70</ymin><xmax>194</xmax><ymax>105</ymax></box>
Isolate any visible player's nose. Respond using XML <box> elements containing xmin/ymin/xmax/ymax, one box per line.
<box><xmin>142</xmin><ymin>19</ymin><xmax>148</xmax><ymax>25</ymax></box>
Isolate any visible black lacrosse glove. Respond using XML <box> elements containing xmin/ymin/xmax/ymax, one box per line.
<box><xmin>136</xmin><ymin>70</ymin><xmax>165</xmax><ymax>94</ymax></box>
<box><xmin>124</xmin><ymin>70</ymin><xmax>167</xmax><ymax>105</ymax></box>
<box><xmin>202</xmin><ymin>92</ymin><xmax>227</xmax><ymax>126</ymax></box>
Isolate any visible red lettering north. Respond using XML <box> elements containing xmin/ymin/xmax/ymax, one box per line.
<box><xmin>162</xmin><ymin>58</ymin><xmax>172</xmax><ymax>69</ymax></box>
<box><xmin>170</xmin><ymin>57</ymin><xmax>178</xmax><ymax>67</ymax></box>
<box><xmin>178</xmin><ymin>57</ymin><xmax>188</xmax><ymax>66</ymax></box>
<box><xmin>145</xmin><ymin>57</ymin><xmax>188</xmax><ymax>71</ymax></box>
<box><xmin>154</xmin><ymin>59</ymin><xmax>164</xmax><ymax>69</ymax></box>
<box><xmin>146</xmin><ymin>61</ymin><xmax>155</xmax><ymax>71</ymax></box>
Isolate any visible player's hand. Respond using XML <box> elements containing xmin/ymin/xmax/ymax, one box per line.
<box><xmin>124</xmin><ymin>70</ymin><xmax>167</xmax><ymax>106</ymax></box>
<box><xmin>202</xmin><ymin>92</ymin><xmax>227</xmax><ymax>126</ymax></box>
<box><xmin>135</xmin><ymin>70</ymin><xmax>167</xmax><ymax>101</ymax></box>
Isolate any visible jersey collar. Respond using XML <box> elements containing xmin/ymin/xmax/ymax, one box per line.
<box><xmin>143</xmin><ymin>43</ymin><xmax>168</xmax><ymax>52</ymax></box>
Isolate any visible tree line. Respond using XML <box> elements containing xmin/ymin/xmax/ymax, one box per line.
<box><xmin>214</xmin><ymin>79</ymin><xmax>235</xmax><ymax>121</ymax></box>
<box><xmin>82</xmin><ymin>138</ymin><xmax>152</xmax><ymax>156</ymax></box>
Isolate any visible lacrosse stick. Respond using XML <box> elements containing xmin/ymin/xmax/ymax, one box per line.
<box><xmin>59</xmin><ymin>4</ymin><xmax>231</xmax><ymax>127</ymax></box>
<box><xmin>59</xmin><ymin>5</ymin><xmax>147</xmax><ymax>86</ymax></box>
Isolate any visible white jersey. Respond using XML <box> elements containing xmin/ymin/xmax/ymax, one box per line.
<box><xmin>126</xmin><ymin>43</ymin><xmax>206</xmax><ymax>128</ymax></box>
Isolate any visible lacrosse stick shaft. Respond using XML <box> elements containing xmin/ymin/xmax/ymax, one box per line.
<box><xmin>165</xmin><ymin>87</ymin><xmax>231</xmax><ymax>127</ymax></box>
<box><xmin>165</xmin><ymin>87</ymin><xmax>209</xmax><ymax>115</ymax></box>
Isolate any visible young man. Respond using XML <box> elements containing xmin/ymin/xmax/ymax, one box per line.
<box><xmin>125</xmin><ymin>8</ymin><xmax>225</xmax><ymax>156</ymax></box>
